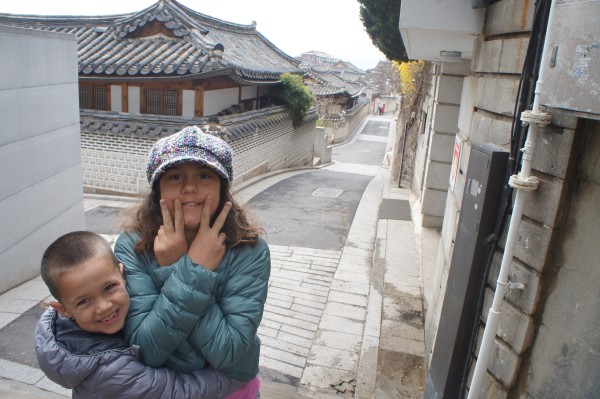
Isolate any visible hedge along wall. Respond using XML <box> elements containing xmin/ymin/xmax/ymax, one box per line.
<box><xmin>80</xmin><ymin>107</ymin><xmax>317</xmax><ymax>195</ymax></box>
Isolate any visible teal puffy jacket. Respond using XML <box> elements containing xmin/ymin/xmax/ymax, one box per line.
<box><xmin>114</xmin><ymin>233</ymin><xmax>270</xmax><ymax>382</ymax></box>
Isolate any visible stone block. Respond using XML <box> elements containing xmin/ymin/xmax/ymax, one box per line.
<box><xmin>1</xmin><ymin>125</ymin><xmax>81</xmax><ymax>201</ymax></box>
<box><xmin>488</xmin><ymin>252</ymin><xmax>542</xmax><ymax>316</ymax></box>
<box><xmin>532</xmin><ymin>126</ymin><xmax>575</xmax><ymax>179</ymax></box>
<box><xmin>547</xmin><ymin>109</ymin><xmax>578</xmax><ymax>129</ymax></box>
<box><xmin>499</xmin><ymin>37</ymin><xmax>529</xmax><ymax>74</ymax></box>
<box><xmin>0</xmin><ymin>26</ymin><xmax>77</xmax><ymax>91</ymax></box>
<box><xmin>301</xmin><ymin>365</ymin><xmax>354</xmax><ymax>389</ymax></box>
<box><xmin>466</xmin><ymin>370</ymin><xmax>509</xmax><ymax>399</ymax></box>
<box><xmin>452</xmin><ymin>139</ymin><xmax>471</xmax><ymax>207</ymax></box>
<box><xmin>488</xmin><ymin>118</ymin><xmax>512</xmax><ymax>150</ymax></box>
<box><xmin>307</xmin><ymin>344</ymin><xmax>358</xmax><ymax>371</ymax></box>
<box><xmin>425</xmin><ymin>161</ymin><xmax>451</xmax><ymax>191</ymax></box>
<box><xmin>421</xmin><ymin>187</ymin><xmax>448</xmax><ymax>217</ymax></box>
<box><xmin>432</xmin><ymin>103</ymin><xmax>460</xmax><ymax>134</ymax></box>
<box><xmin>319</xmin><ymin>314</ymin><xmax>364</xmax><ymax>335</ymax></box>
<box><xmin>421</xmin><ymin>214</ymin><xmax>443</xmax><ymax>229</ymax></box>
<box><xmin>458</xmin><ymin>77</ymin><xmax>478</xmax><ymax>138</ymax></box>
<box><xmin>498</xmin><ymin>216</ymin><xmax>553</xmax><ymax>274</ymax></box>
<box><xmin>474</xmin><ymin>39</ymin><xmax>502</xmax><ymax>73</ymax></box>
<box><xmin>476</xmin><ymin>76</ymin><xmax>520</xmax><ymax>117</ymax></box>
<box><xmin>488</xmin><ymin>337</ymin><xmax>521</xmax><ymax>387</ymax></box>
<box><xmin>485</xmin><ymin>0</ymin><xmax>534</xmax><ymax>36</ymax></box>
<box><xmin>436</xmin><ymin>75</ymin><xmax>464</xmax><ymax>105</ymax></box>
<box><xmin>482</xmin><ymin>289</ymin><xmax>535</xmax><ymax>354</ymax></box>
<box><xmin>440</xmin><ymin>193</ymin><xmax>460</xmax><ymax>260</ymax></box>
<box><xmin>521</xmin><ymin>172</ymin><xmax>565</xmax><ymax>229</ymax></box>
<box><xmin>323</xmin><ymin>301</ymin><xmax>366</xmax><ymax>322</ymax></box>
<box><xmin>429</xmin><ymin>132</ymin><xmax>455</xmax><ymax>163</ymax></box>
<box><xmin>0</xmin><ymin>84</ymin><xmax>79</xmax><ymax>146</ymax></box>
<box><xmin>470</xmin><ymin>111</ymin><xmax>493</xmax><ymax>144</ymax></box>
<box><xmin>440</xmin><ymin>59</ymin><xmax>471</xmax><ymax>76</ymax></box>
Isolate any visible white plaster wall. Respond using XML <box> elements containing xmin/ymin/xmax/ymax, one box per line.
<box><xmin>241</xmin><ymin>85</ymin><xmax>257</xmax><ymax>100</ymax></box>
<box><xmin>204</xmin><ymin>87</ymin><xmax>239</xmax><ymax>116</ymax></box>
<box><xmin>0</xmin><ymin>26</ymin><xmax>84</xmax><ymax>294</ymax></box>
<box><xmin>182</xmin><ymin>89</ymin><xmax>195</xmax><ymax>117</ymax></box>
<box><xmin>128</xmin><ymin>86</ymin><xmax>140</xmax><ymax>114</ymax></box>
<box><xmin>110</xmin><ymin>84</ymin><xmax>122</xmax><ymax>112</ymax></box>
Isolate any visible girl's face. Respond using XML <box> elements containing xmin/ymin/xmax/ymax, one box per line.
<box><xmin>158</xmin><ymin>162</ymin><xmax>222</xmax><ymax>233</ymax></box>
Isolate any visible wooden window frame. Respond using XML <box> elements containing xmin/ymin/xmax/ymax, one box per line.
<box><xmin>79</xmin><ymin>83</ymin><xmax>109</xmax><ymax>111</ymax></box>
<box><xmin>140</xmin><ymin>85</ymin><xmax>182</xmax><ymax>116</ymax></box>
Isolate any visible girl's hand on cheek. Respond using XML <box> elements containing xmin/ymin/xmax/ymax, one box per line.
<box><xmin>154</xmin><ymin>199</ymin><xmax>188</xmax><ymax>266</ymax></box>
<box><xmin>188</xmin><ymin>196</ymin><xmax>232</xmax><ymax>270</ymax></box>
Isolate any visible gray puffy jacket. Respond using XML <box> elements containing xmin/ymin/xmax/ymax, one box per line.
<box><xmin>35</xmin><ymin>308</ymin><xmax>242</xmax><ymax>398</ymax></box>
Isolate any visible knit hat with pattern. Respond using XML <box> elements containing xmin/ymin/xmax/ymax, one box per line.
<box><xmin>146</xmin><ymin>126</ymin><xmax>233</xmax><ymax>186</ymax></box>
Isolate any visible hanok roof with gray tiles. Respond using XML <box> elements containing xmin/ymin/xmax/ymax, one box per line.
<box><xmin>79</xmin><ymin>106</ymin><xmax>317</xmax><ymax>141</ymax></box>
<box><xmin>0</xmin><ymin>0</ymin><xmax>301</xmax><ymax>83</ymax></box>
<box><xmin>303</xmin><ymin>68</ymin><xmax>364</xmax><ymax>98</ymax></box>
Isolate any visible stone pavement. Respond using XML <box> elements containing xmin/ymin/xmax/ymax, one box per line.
<box><xmin>0</xmin><ymin>115</ymin><xmax>440</xmax><ymax>398</ymax></box>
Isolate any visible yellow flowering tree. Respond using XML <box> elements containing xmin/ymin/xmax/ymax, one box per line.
<box><xmin>394</xmin><ymin>60</ymin><xmax>425</xmax><ymax>100</ymax></box>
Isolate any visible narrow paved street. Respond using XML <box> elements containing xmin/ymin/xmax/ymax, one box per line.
<box><xmin>0</xmin><ymin>114</ymin><xmax>432</xmax><ymax>399</ymax></box>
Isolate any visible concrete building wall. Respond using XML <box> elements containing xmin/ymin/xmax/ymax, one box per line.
<box><xmin>424</xmin><ymin>0</ymin><xmax>600</xmax><ymax>396</ymax></box>
<box><xmin>0</xmin><ymin>26</ymin><xmax>84</xmax><ymax>294</ymax></box>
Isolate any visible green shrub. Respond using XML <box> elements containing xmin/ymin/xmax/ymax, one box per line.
<box><xmin>279</xmin><ymin>72</ymin><xmax>314</xmax><ymax>127</ymax></box>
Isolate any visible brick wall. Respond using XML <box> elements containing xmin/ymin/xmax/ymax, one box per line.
<box><xmin>81</xmin><ymin>114</ymin><xmax>315</xmax><ymax>195</ymax></box>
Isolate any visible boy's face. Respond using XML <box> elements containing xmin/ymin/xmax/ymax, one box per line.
<box><xmin>50</xmin><ymin>255</ymin><xmax>129</xmax><ymax>335</ymax></box>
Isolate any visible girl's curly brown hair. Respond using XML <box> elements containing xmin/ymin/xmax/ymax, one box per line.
<box><xmin>121</xmin><ymin>178</ymin><xmax>262</xmax><ymax>255</ymax></box>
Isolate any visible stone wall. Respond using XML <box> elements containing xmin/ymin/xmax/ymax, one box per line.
<box><xmin>0</xmin><ymin>26</ymin><xmax>84</xmax><ymax>294</ymax></box>
<box><xmin>427</xmin><ymin>0</ymin><xmax>600</xmax><ymax>397</ymax></box>
<box><xmin>412</xmin><ymin>60</ymin><xmax>470</xmax><ymax>229</ymax></box>
<box><xmin>81</xmin><ymin>110</ymin><xmax>316</xmax><ymax>195</ymax></box>
<box><xmin>328</xmin><ymin>100</ymin><xmax>370</xmax><ymax>144</ymax></box>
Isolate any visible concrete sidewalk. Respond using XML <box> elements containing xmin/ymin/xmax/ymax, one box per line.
<box><xmin>0</xmin><ymin>116</ymin><xmax>440</xmax><ymax>398</ymax></box>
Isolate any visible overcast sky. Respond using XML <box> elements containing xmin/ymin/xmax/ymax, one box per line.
<box><xmin>0</xmin><ymin>0</ymin><xmax>387</xmax><ymax>71</ymax></box>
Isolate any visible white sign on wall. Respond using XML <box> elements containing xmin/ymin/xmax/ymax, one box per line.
<box><xmin>449</xmin><ymin>136</ymin><xmax>462</xmax><ymax>191</ymax></box>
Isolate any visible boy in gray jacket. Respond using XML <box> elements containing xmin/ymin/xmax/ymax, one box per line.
<box><xmin>35</xmin><ymin>230</ymin><xmax>243</xmax><ymax>398</ymax></box>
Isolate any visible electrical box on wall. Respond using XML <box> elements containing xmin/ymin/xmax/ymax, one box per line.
<box><xmin>539</xmin><ymin>0</ymin><xmax>600</xmax><ymax>119</ymax></box>
<box><xmin>425</xmin><ymin>143</ymin><xmax>508</xmax><ymax>398</ymax></box>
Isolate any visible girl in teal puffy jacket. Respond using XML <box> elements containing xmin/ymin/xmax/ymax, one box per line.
<box><xmin>115</xmin><ymin>126</ymin><xmax>270</xmax><ymax>399</ymax></box>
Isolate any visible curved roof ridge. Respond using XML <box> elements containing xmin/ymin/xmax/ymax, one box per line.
<box><xmin>170</xmin><ymin>0</ymin><xmax>258</xmax><ymax>33</ymax></box>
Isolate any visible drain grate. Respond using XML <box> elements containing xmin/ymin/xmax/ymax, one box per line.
<box><xmin>311</xmin><ymin>187</ymin><xmax>344</xmax><ymax>198</ymax></box>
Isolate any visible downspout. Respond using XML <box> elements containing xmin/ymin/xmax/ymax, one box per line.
<box><xmin>466</xmin><ymin>1</ymin><xmax>556</xmax><ymax>397</ymax></box>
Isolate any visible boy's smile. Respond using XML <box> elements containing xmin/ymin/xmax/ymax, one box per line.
<box><xmin>51</xmin><ymin>255</ymin><xmax>129</xmax><ymax>335</ymax></box>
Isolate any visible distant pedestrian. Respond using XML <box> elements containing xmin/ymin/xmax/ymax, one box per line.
<box><xmin>378</xmin><ymin>105</ymin><xmax>382</xmax><ymax>115</ymax></box>
<box><xmin>382</xmin><ymin>104</ymin><xmax>385</xmax><ymax>114</ymax></box>
<box><xmin>116</xmin><ymin>126</ymin><xmax>270</xmax><ymax>399</ymax></box>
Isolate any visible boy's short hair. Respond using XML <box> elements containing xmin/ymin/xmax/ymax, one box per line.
<box><xmin>41</xmin><ymin>231</ymin><xmax>119</xmax><ymax>301</ymax></box>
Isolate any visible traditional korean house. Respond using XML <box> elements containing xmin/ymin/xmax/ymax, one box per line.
<box><xmin>0</xmin><ymin>0</ymin><xmax>318</xmax><ymax>194</ymax></box>
<box><xmin>301</xmin><ymin>65</ymin><xmax>369</xmax><ymax>144</ymax></box>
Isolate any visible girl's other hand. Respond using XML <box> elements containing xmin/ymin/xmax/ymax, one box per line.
<box><xmin>154</xmin><ymin>199</ymin><xmax>188</xmax><ymax>266</ymax></box>
<box><xmin>188</xmin><ymin>196</ymin><xmax>232</xmax><ymax>270</ymax></box>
